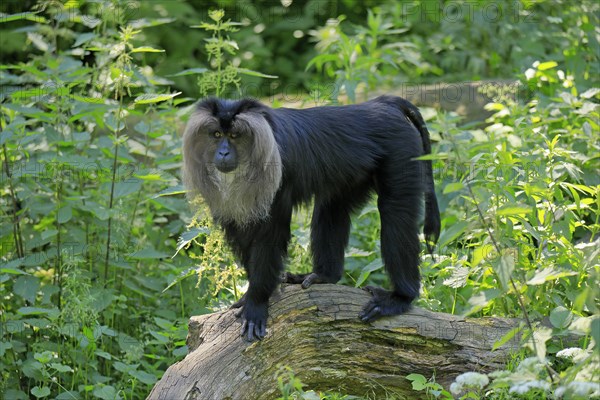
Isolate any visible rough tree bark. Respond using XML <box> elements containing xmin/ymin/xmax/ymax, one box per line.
<box><xmin>148</xmin><ymin>285</ymin><xmax>520</xmax><ymax>399</ymax></box>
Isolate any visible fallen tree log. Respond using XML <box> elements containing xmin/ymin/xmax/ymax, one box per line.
<box><xmin>148</xmin><ymin>284</ymin><xmax>519</xmax><ymax>399</ymax></box>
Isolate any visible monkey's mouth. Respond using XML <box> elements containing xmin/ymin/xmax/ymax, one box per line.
<box><xmin>214</xmin><ymin>160</ymin><xmax>237</xmax><ymax>173</ymax></box>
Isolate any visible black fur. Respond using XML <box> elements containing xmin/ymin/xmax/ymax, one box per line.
<box><xmin>187</xmin><ymin>95</ymin><xmax>440</xmax><ymax>341</ymax></box>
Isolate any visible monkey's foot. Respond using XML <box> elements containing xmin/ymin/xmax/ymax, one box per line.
<box><xmin>283</xmin><ymin>272</ymin><xmax>336</xmax><ymax>289</ymax></box>
<box><xmin>235</xmin><ymin>301</ymin><xmax>268</xmax><ymax>342</ymax></box>
<box><xmin>359</xmin><ymin>286</ymin><xmax>413</xmax><ymax>322</ymax></box>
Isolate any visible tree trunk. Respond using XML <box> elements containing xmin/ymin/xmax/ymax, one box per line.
<box><xmin>148</xmin><ymin>285</ymin><xmax>519</xmax><ymax>400</ymax></box>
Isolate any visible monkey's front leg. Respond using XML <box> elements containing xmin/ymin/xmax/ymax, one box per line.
<box><xmin>237</xmin><ymin>243</ymin><xmax>285</xmax><ymax>342</ymax></box>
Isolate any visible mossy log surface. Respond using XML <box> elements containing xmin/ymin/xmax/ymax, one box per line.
<box><xmin>148</xmin><ymin>285</ymin><xmax>519</xmax><ymax>400</ymax></box>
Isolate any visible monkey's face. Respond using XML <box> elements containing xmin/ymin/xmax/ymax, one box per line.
<box><xmin>211</xmin><ymin>130</ymin><xmax>240</xmax><ymax>173</ymax></box>
<box><xmin>187</xmin><ymin>113</ymin><xmax>254</xmax><ymax>176</ymax></box>
<box><xmin>183</xmin><ymin>100</ymin><xmax>283</xmax><ymax>223</ymax></box>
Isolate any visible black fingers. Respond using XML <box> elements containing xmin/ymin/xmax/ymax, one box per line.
<box><xmin>230</xmin><ymin>294</ymin><xmax>246</xmax><ymax>309</ymax></box>
<box><xmin>359</xmin><ymin>286</ymin><xmax>413</xmax><ymax>323</ymax></box>
<box><xmin>240</xmin><ymin>319</ymin><xmax>267</xmax><ymax>342</ymax></box>
<box><xmin>301</xmin><ymin>272</ymin><xmax>325</xmax><ymax>288</ymax></box>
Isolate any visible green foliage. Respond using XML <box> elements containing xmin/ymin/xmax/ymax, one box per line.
<box><xmin>1</xmin><ymin>0</ymin><xmax>598</xmax><ymax>398</ymax></box>
<box><xmin>191</xmin><ymin>9</ymin><xmax>277</xmax><ymax>98</ymax></box>
<box><xmin>406</xmin><ymin>373</ymin><xmax>453</xmax><ymax>399</ymax></box>
<box><xmin>413</xmin><ymin>59</ymin><xmax>599</xmax><ymax>400</ymax></box>
<box><xmin>0</xmin><ymin>1</ymin><xmax>191</xmax><ymax>398</ymax></box>
<box><xmin>307</xmin><ymin>10</ymin><xmax>420</xmax><ymax>103</ymax></box>
<box><xmin>276</xmin><ymin>366</ymin><xmax>360</xmax><ymax>400</ymax></box>
<box><xmin>193</xmin><ymin>9</ymin><xmax>243</xmax><ymax>98</ymax></box>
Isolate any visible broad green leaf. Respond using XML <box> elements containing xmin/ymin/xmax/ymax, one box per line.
<box><xmin>55</xmin><ymin>392</ymin><xmax>79</xmax><ymax>400</ymax></box>
<box><xmin>180</xmin><ymin>227</ymin><xmax>210</xmax><ymax>242</ymax></box>
<box><xmin>492</xmin><ymin>325</ymin><xmax>523</xmax><ymax>351</ymax></box>
<box><xmin>496</xmin><ymin>204</ymin><xmax>532</xmax><ymax>216</ymax></box>
<box><xmin>465</xmin><ymin>289</ymin><xmax>501</xmax><ymax>316</ymax></box>
<box><xmin>49</xmin><ymin>363</ymin><xmax>73</xmax><ymax>373</ymax></box>
<box><xmin>129</xmin><ymin>370</ymin><xmax>158</xmax><ymax>385</ymax></box>
<box><xmin>57</xmin><ymin>205</ymin><xmax>72</xmax><ymax>224</ymax></box>
<box><xmin>34</xmin><ymin>351</ymin><xmax>53</xmax><ymax>363</ymax></box>
<box><xmin>118</xmin><ymin>332</ymin><xmax>141</xmax><ymax>354</ymax></box>
<box><xmin>443</xmin><ymin>182</ymin><xmax>464</xmax><ymax>194</ymax></box>
<box><xmin>437</xmin><ymin>220</ymin><xmax>468</xmax><ymax>248</ymax></box>
<box><xmin>3</xmin><ymin>389</ymin><xmax>27</xmax><ymax>400</ymax></box>
<box><xmin>130</xmin><ymin>17</ymin><xmax>175</xmax><ymax>29</ymax></box>
<box><xmin>112</xmin><ymin>181</ymin><xmax>142</xmax><ymax>199</ymax></box>
<box><xmin>496</xmin><ymin>249</ymin><xmax>515</xmax><ymax>290</ymax></box>
<box><xmin>135</xmin><ymin>173</ymin><xmax>163</xmax><ymax>181</ymax></box>
<box><xmin>169</xmin><ymin>68</ymin><xmax>208</xmax><ymax>77</ymax></box>
<box><xmin>131</xmin><ymin>46</ymin><xmax>165</xmax><ymax>53</ymax></box>
<box><xmin>149</xmin><ymin>330</ymin><xmax>170</xmax><ymax>344</ymax></box>
<box><xmin>415</xmin><ymin>153</ymin><xmax>449</xmax><ymax>161</ymax></box>
<box><xmin>134</xmin><ymin>92</ymin><xmax>181</xmax><ymax>104</ymax></box>
<box><xmin>113</xmin><ymin>361</ymin><xmax>134</xmax><ymax>373</ymax></box>
<box><xmin>163</xmin><ymin>266</ymin><xmax>196</xmax><ymax>292</ymax></box>
<box><xmin>528</xmin><ymin>326</ymin><xmax>552</xmax><ymax>360</ymax></box>
<box><xmin>472</xmin><ymin>244</ymin><xmax>497</xmax><ymax>266</ymax></box>
<box><xmin>0</xmin><ymin>267</ymin><xmax>26</xmax><ymax>275</ymax></box>
<box><xmin>14</xmin><ymin>275</ymin><xmax>40</xmax><ymax>303</ymax></box>
<box><xmin>95</xmin><ymin>350</ymin><xmax>112</xmax><ymax>360</ymax></box>
<box><xmin>31</xmin><ymin>387</ymin><xmax>50</xmax><ymax>398</ymax></box>
<box><xmin>550</xmin><ymin>306</ymin><xmax>573</xmax><ymax>329</ymax></box>
<box><xmin>174</xmin><ymin>228</ymin><xmax>210</xmax><ymax>256</ymax></box>
<box><xmin>406</xmin><ymin>373</ymin><xmax>428</xmax><ymax>390</ymax></box>
<box><xmin>355</xmin><ymin>258</ymin><xmax>384</xmax><ymax>287</ymax></box>
<box><xmin>155</xmin><ymin>185</ymin><xmax>186</xmax><ymax>197</ymax></box>
<box><xmin>129</xmin><ymin>247</ymin><xmax>170</xmax><ymax>259</ymax></box>
<box><xmin>93</xmin><ymin>385</ymin><xmax>120</xmax><ymax>400</ymax></box>
<box><xmin>173</xmin><ymin>345</ymin><xmax>188</xmax><ymax>357</ymax></box>
<box><xmin>237</xmin><ymin>68</ymin><xmax>278</xmax><ymax>79</ymax></box>
<box><xmin>0</xmin><ymin>12</ymin><xmax>45</xmax><ymax>23</ymax></box>
<box><xmin>527</xmin><ymin>267</ymin><xmax>577</xmax><ymax>285</ymax></box>
<box><xmin>537</xmin><ymin>61</ymin><xmax>557</xmax><ymax>70</ymax></box>
<box><xmin>73</xmin><ymin>32</ymin><xmax>96</xmax><ymax>48</ymax></box>
<box><xmin>18</xmin><ymin>307</ymin><xmax>60</xmax><ymax>319</ymax></box>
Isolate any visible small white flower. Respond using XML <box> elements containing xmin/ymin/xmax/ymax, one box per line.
<box><xmin>517</xmin><ymin>357</ymin><xmax>544</xmax><ymax>372</ymax></box>
<box><xmin>525</xmin><ymin>68</ymin><xmax>536</xmax><ymax>80</ymax></box>
<box><xmin>509</xmin><ymin>380</ymin><xmax>551</xmax><ymax>395</ymax></box>
<box><xmin>556</xmin><ymin>347</ymin><xmax>585</xmax><ymax>360</ymax></box>
<box><xmin>449</xmin><ymin>382</ymin><xmax>463</xmax><ymax>395</ymax></box>
<box><xmin>450</xmin><ymin>372</ymin><xmax>489</xmax><ymax>394</ymax></box>
<box><xmin>565</xmin><ymin>381</ymin><xmax>600</xmax><ymax>397</ymax></box>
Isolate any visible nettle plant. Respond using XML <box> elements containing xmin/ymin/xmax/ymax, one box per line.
<box><xmin>414</xmin><ymin>64</ymin><xmax>599</xmax><ymax>399</ymax></box>
<box><xmin>307</xmin><ymin>10</ymin><xmax>422</xmax><ymax>103</ymax></box>
<box><xmin>1</xmin><ymin>2</ymin><xmax>190</xmax><ymax>399</ymax></box>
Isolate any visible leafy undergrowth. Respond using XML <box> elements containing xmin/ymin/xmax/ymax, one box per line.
<box><xmin>1</xmin><ymin>1</ymin><xmax>598</xmax><ymax>400</ymax></box>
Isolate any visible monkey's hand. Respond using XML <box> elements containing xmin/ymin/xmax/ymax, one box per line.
<box><xmin>283</xmin><ymin>272</ymin><xmax>335</xmax><ymax>289</ymax></box>
<box><xmin>234</xmin><ymin>300</ymin><xmax>268</xmax><ymax>342</ymax></box>
<box><xmin>359</xmin><ymin>286</ymin><xmax>413</xmax><ymax>322</ymax></box>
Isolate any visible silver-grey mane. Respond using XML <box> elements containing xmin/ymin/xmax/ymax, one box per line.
<box><xmin>182</xmin><ymin>107</ymin><xmax>282</xmax><ymax>226</ymax></box>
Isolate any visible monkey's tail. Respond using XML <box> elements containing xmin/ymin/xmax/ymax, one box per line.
<box><xmin>395</xmin><ymin>97</ymin><xmax>441</xmax><ymax>255</ymax></box>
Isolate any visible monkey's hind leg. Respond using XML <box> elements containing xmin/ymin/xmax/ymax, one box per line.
<box><xmin>360</xmin><ymin>181</ymin><xmax>422</xmax><ymax>322</ymax></box>
<box><xmin>284</xmin><ymin>196</ymin><xmax>355</xmax><ymax>288</ymax></box>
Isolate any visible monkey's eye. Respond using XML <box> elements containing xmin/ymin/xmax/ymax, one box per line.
<box><xmin>229</xmin><ymin>132</ymin><xmax>241</xmax><ymax>139</ymax></box>
<box><xmin>212</xmin><ymin>131</ymin><xmax>223</xmax><ymax>138</ymax></box>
